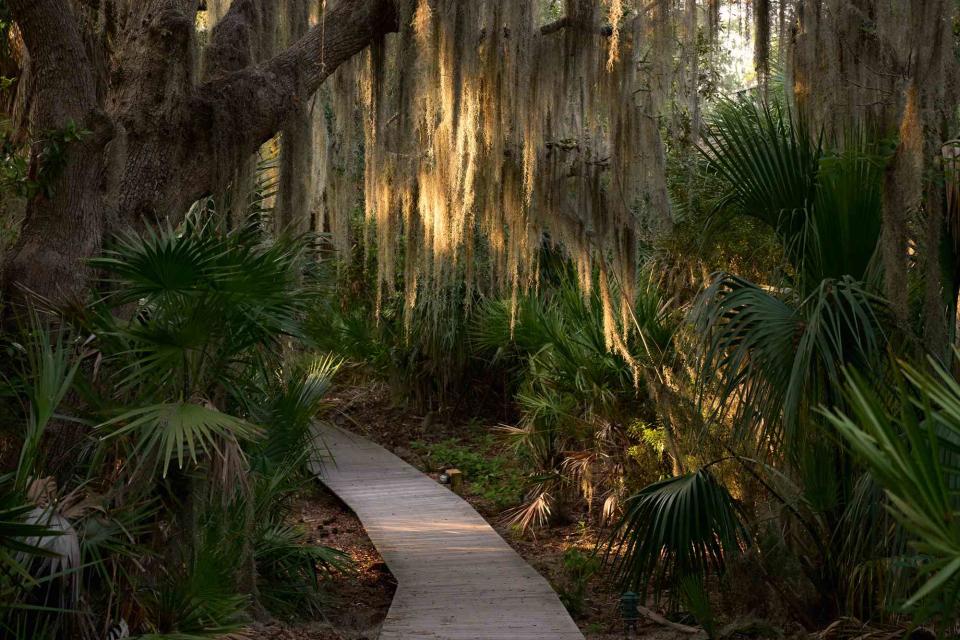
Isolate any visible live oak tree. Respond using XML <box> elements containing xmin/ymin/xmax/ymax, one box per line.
<box><xmin>2</xmin><ymin>0</ymin><xmax>398</xmax><ymax>306</ymax></box>
<box><xmin>2</xmin><ymin>0</ymin><xmax>681</xmax><ymax>364</ymax></box>
<box><xmin>2</xmin><ymin>0</ymin><xmax>959</xmax><ymax>355</ymax></box>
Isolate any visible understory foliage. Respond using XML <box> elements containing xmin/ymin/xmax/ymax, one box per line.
<box><xmin>827</xmin><ymin>357</ymin><xmax>960</xmax><ymax>623</ymax></box>
<box><xmin>606</xmin><ymin>468</ymin><xmax>749</xmax><ymax>602</ymax></box>
<box><xmin>471</xmin><ymin>260</ymin><xmax>678</xmax><ymax>530</ymax></box>
<box><xmin>2</xmin><ymin>0</ymin><xmax>960</xmax><ymax>637</ymax></box>
<box><xmin>0</xmin><ymin>212</ymin><xmax>347</xmax><ymax>638</ymax></box>
<box><xmin>599</xmin><ymin>93</ymin><xmax>958</xmax><ymax>630</ymax></box>
<box><xmin>316</xmin><ymin>90</ymin><xmax>960</xmax><ymax>633</ymax></box>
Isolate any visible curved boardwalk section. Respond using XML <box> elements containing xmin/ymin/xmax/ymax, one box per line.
<box><xmin>310</xmin><ymin>424</ymin><xmax>585</xmax><ymax>640</ymax></box>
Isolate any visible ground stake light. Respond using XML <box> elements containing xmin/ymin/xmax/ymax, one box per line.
<box><xmin>619</xmin><ymin>591</ymin><xmax>639</xmax><ymax>635</ymax></box>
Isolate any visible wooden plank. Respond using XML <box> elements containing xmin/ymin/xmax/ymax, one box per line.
<box><xmin>310</xmin><ymin>424</ymin><xmax>585</xmax><ymax>640</ymax></box>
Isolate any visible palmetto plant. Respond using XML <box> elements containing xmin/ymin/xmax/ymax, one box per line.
<box><xmin>251</xmin><ymin>353</ymin><xmax>340</xmax><ymax>471</ymax></box>
<box><xmin>254</xmin><ymin>521</ymin><xmax>350</xmax><ymax>617</ymax></box>
<box><xmin>0</xmin><ymin>320</ymin><xmax>91</xmax><ymax>636</ymax></box>
<box><xmin>472</xmin><ymin>265</ymin><xmax>676</xmax><ymax>529</ymax></box>
<box><xmin>11</xmin><ymin>318</ymin><xmax>88</xmax><ymax>492</ymax></box>
<box><xmin>606</xmin><ymin>468</ymin><xmax>749</xmax><ymax>603</ymax></box>
<box><xmin>2</xmin><ymin>209</ymin><xmax>345</xmax><ymax>637</ymax></box>
<box><xmin>604</xmin><ymin>95</ymin><xmax>900</xmax><ymax>622</ymax></box>
<box><xmin>137</xmin><ymin>523</ymin><xmax>250</xmax><ymax>640</ymax></box>
<box><xmin>694</xmin><ymin>96</ymin><xmax>889</xmax><ymax>453</ymax></box>
<box><xmin>87</xmin><ymin>214</ymin><xmax>350</xmax><ymax>630</ymax></box>
<box><xmin>826</xmin><ymin>356</ymin><xmax>960</xmax><ymax>626</ymax></box>
<box><xmin>89</xmin><ymin>214</ymin><xmax>318</xmax><ymax>478</ymax></box>
<box><xmin>694</xmin><ymin>274</ymin><xmax>887</xmax><ymax>451</ymax></box>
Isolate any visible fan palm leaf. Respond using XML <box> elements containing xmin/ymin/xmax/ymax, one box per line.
<box><xmin>138</xmin><ymin>539</ymin><xmax>249</xmax><ymax>639</ymax></box>
<box><xmin>605</xmin><ymin>468</ymin><xmax>749</xmax><ymax>602</ymax></box>
<box><xmin>701</xmin><ymin>96</ymin><xmax>821</xmax><ymax>252</ymax></box>
<box><xmin>253</xmin><ymin>354</ymin><xmax>341</xmax><ymax>468</ymax></box>
<box><xmin>701</xmin><ymin>95</ymin><xmax>883</xmax><ymax>291</ymax></box>
<box><xmin>807</xmin><ymin>147</ymin><xmax>884</xmax><ymax>286</ymax></box>
<box><xmin>255</xmin><ymin>522</ymin><xmax>350</xmax><ymax>616</ymax></box>
<box><xmin>12</xmin><ymin>321</ymin><xmax>87</xmax><ymax>491</ymax></box>
<box><xmin>693</xmin><ymin>274</ymin><xmax>886</xmax><ymax>451</ymax></box>
<box><xmin>91</xmin><ymin>220</ymin><xmax>317</xmax><ymax>403</ymax></box>
<box><xmin>98</xmin><ymin>402</ymin><xmax>261</xmax><ymax>477</ymax></box>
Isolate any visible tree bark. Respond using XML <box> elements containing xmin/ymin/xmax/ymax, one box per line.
<box><xmin>275</xmin><ymin>0</ymin><xmax>314</xmax><ymax>234</ymax></box>
<box><xmin>3</xmin><ymin>0</ymin><xmax>398</xmax><ymax>309</ymax></box>
<box><xmin>881</xmin><ymin>83</ymin><xmax>920</xmax><ymax>330</ymax></box>
<box><xmin>879</xmin><ymin>0</ymin><xmax>958</xmax><ymax>354</ymax></box>
<box><xmin>3</xmin><ymin>0</ymin><xmax>108</xmax><ymax>306</ymax></box>
<box><xmin>914</xmin><ymin>0</ymin><xmax>955</xmax><ymax>359</ymax></box>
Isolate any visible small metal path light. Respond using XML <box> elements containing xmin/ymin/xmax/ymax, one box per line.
<box><xmin>620</xmin><ymin>591</ymin><xmax>640</xmax><ymax>635</ymax></box>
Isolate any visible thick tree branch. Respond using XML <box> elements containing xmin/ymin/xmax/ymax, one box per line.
<box><xmin>269</xmin><ymin>0</ymin><xmax>399</xmax><ymax>100</ymax></box>
<box><xmin>204</xmin><ymin>0</ymin><xmax>262</xmax><ymax>77</ymax></box>
<box><xmin>187</xmin><ymin>0</ymin><xmax>398</xmax><ymax>188</ymax></box>
<box><xmin>540</xmin><ymin>0</ymin><xmax>658</xmax><ymax>36</ymax></box>
<box><xmin>110</xmin><ymin>0</ymin><xmax>197</xmax><ymax>129</ymax></box>
<box><xmin>540</xmin><ymin>16</ymin><xmax>613</xmax><ymax>36</ymax></box>
<box><xmin>110</xmin><ymin>0</ymin><xmax>398</xmax><ymax>227</ymax></box>
<box><xmin>540</xmin><ymin>16</ymin><xmax>572</xmax><ymax>35</ymax></box>
<box><xmin>8</xmin><ymin>0</ymin><xmax>98</xmax><ymax>129</ymax></box>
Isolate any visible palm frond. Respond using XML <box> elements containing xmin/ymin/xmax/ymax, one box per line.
<box><xmin>138</xmin><ymin>530</ymin><xmax>249</xmax><ymax>639</ymax></box>
<box><xmin>693</xmin><ymin>274</ymin><xmax>886</xmax><ymax>452</ymax></box>
<box><xmin>15</xmin><ymin>321</ymin><xmax>86</xmax><ymax>490</ymax></box>
<box><xmin>79</xmin><ymin>495</ymin><xmax>158</xmax><ymax>583</ymax></box>
<box><xmin>826</xmin><ymin>357</ymin><xmax>960</xmax><ymax>619</ymax></box>
<box><xmin>836</xmin><ymin>473</ymin><xmax>908</xmax><ymax>618</ymax></box>
<box><xmin>807</xmin><ymin>146</ymin><xmax>884</xmax><ymax>285</ymax></box>
<box><xmin>93</xmin><ymin>219</ymin><xmax>319</xmax><ymax>403</ymax></box>
<box><xmin>605</xmin><ymin>468</ymin><xmax>749</xmax><ymax>602</ymax></box>
<box><xmin>254</xmin><ymin>354</ymin><xmax>341</xmax><ymax>469</ymax></box>
<box><xmin>98</xmin><ymin>402</ymin><xmax>261</xmax><ymax>477</ymax></box>
<box><xmin>255</xmin><ymin>522</ymin><xmax>350</xmax><ymax>617</ymax></box>
<box><xmin>701</xmin><ymin>96</ymin><xmax>821</xmax><ymax>251</ymax></box>
<box><xmin>701</xmin><ymin>96</ymin><xmax>883</xmax><ymax>293</ymax></box>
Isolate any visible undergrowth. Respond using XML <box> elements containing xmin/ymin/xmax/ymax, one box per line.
<box><xmin>409</xmin><ymin>435</ymin><xmax>525</xmax><ymax>510</ymax></box>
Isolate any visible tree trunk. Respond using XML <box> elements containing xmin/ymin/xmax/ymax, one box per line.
<box><xmin>880</xmin><ymin>0</ymin><xmax>957</xmax><ymax>354</ymax></box>
<box><xmin>3</xmin><ymin>0</ymin><xmax>107</xmax><ymax>306</ymax></box>
<box><xmin>3</xmin><ymin>0</ymin><xmax>398</xmax><ymax>309</ymax></box>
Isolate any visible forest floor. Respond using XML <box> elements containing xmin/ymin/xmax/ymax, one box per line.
<box><xmin>286</xmin><ymin>379</ymin><xmax>689</xmax><ymax>640</ymax></box>
<box><xmin>260</xmin><ymin>484</ymin><xmax>396</xmax><ymax>640</ymax></box>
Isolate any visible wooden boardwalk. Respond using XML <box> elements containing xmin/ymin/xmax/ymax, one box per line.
<box><xmin>310</xmin><ymin>424</ymin><xmax>585</xmax><ymax>640</ymax></box>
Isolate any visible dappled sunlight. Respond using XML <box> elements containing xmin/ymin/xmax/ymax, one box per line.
<box><xmin>4</xmin><ymin>1</ymin><xmax>960</xmax><ymax>637</ymax></box>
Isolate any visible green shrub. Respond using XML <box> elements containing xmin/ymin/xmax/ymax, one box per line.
<box><xmin>557</xmin><ymin>548</ymin><xmax>601</xmax><ymax>618</ymax></box>
<box><xmin>470</xmin><ymin>265</ymin><xmax>677</xmax><ymax>529</ymax></box>
<box><xmin>410</xmin><ymin>437</ymin><xmax>525</xmax><ymax>509</ymax></box>
<box><xmin>0</xmin><ymin>212</ymin><xmax>346</xmax><ymax>636</ymax></box>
